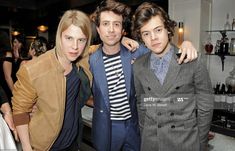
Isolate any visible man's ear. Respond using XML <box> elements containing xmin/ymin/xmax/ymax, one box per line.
<box><xmin>122</xmin><ymin>29</ymin><xmax>125</xmax><ymax>36</ymax></box>
<box><xmin>96</xmin><ymin>26</ymin><xmax>100</xmax><ymax>35</ymax></box>
<box><xmin>32</xmin><ymin>49</ymin><xmax>36</xmax><ymax>56</ymax></box>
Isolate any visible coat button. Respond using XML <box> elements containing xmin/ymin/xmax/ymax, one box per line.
<box><xmin>100</xmin><ymin>110</ymin><xmax>103</xmax><ymax>113</ymax></box>
<box><xmin>171</xmin><ymin>125</ymin><xmax>175</xmax><ymax>129</ymax></box>
<box><xmin>175</xmin><ymin>86</ymin><xmax>180</xmax><ymax>89</ymax></box>
<box><xmin>158</xmin><ymin>125</ymin><xmax>162</xmax><ymax>128</ymax></box>
<box><xmin>147</xmin><ymin>87</ymin><xmax>151</xmax><ymax>91</ymax></box>
<box><xmin>157</xmin><ymin>112</ymin><xmax>162</xmax><ymax>116</ymax></box>
<box><xmin>170</xmin><ymin>112</ymin><xmax>174</xmax><ymax>116</ymax></box>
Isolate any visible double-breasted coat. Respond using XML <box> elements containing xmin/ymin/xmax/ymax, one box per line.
<box><xmin>133</xmin><ymin>45</ymin><xmax>214</xmax><ymax>151</ymax></box>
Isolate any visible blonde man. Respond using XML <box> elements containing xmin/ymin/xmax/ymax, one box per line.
<box><xmin>12</xmin><ymin>10</ymin><xmax>92</xmax><ymax>151</ymax></box>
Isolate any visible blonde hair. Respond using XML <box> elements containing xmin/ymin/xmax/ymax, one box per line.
<box><xmin>55</xmin><ymin>10</ymin><xmax>92</xmax><ymax>58</ymax></box>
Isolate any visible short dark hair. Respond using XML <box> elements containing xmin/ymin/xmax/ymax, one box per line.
<box><xmin>132</xmin><ymin>2</ymin><xmax>176</xmax><ymax>42</ymax></box>
<box><xmin>91</xmin><ymin>0</ymin><xmax>131</xmax><ymax>32</ymax></box>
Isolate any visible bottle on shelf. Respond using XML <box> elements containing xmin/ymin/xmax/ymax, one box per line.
<box><xmin>224</xmin><ymin>13</ymin><xmax>231</xmax><ymax>30</ymax></box>
<box><xmin>226</xmin><ymin>94</ymin><xmax>233</xmax><ymax>112</ymax></box>
<box><xmin>225</xmin><ymin>66</ymin><xmax>235</xmax><ymax>93</ymax></box>
<box><xmin>232</xmin><ymin>18</ymin><xmax>235</xmax><ymax>30</ymax></box>
<box><xmin>215</xmin><ymin>40</ymin><xmax>221</xmax><ymax>54</ymax></box>
<box><xmin>204</xmin><ymin>35</ymin><xmax>213</xmax><ymax>54</ymax></box>
<box><xmin>233</xmin><ymin>96</ymin><xmax>235</xmax><ymax>112</ymax></box>
<box><xmin>230</xmin><ymin>38</ymin><xmax>235</xmax><ymax>55</ymax></box>
<box><xmin>219</xmin><ymin>37</ymin><xmax>229</xmax><ymax>55</ymax></box>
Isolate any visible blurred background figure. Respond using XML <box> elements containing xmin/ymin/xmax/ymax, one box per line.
<box><xmin>0</xmin><ymin>84</ymin><xmax>17</xmax><ymax>150</ymax></box>
<box><xmin>0</xmin><ymin>31</ymin><xmax>13</xmax><ymax>102</ymax></box>
<box><xmin>21</xmin><ymin>36</ymin><xmax>48</xmax><ymax>65</ymax></box>
<box><xmin>0</xmin><ymin>32</ymin><xmax>28</xmax><ymax>102</ymax></box>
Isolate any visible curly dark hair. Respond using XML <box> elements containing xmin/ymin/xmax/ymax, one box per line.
<box><xmin>132</xmin><ymin>2</ymin><xmax>177</xmax><ymax>43</ymax></box>
<box><xmin>30</xmin><ymin>36</ymin><xmax>48</xmax><ymax>57</ymax></box>
<box><xmin>91</xmin><ymin>0</ymin><xmax>131</xmax><ymax>32</ymax></box>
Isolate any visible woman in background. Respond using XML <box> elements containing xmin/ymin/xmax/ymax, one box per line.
<box><xmin>0</xmin><ymin>34</ymin><xmax>27</xmax><ymax>101</ymax></box>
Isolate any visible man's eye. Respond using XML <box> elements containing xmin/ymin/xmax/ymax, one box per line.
<box><xmin>103</xmin><ymin>22</ymin><xmax>108</xmax><ymax>26</ymax></box>
<box><xmin>78</xmin><ymin>38</ymin><xmax>87</xmax><ymax>43</ymax></box>
<box><xmin>115</xmin><ymin>23</ymin><xmax>121</xmax><ymax>27</ymax></box>
<box><xmin>156</xmin><ymin>28</ymin><xmax>163</xmax><ymax>33</ymax></box>
<box><xmin>66</xmin><ymin>37</ymin><xmax>73</xmax><ymax>40</ymax></box>
<box><xmin>143</xmin><ymin>32</ymin><xmax>149</xmax><ymax>37</ymax></box>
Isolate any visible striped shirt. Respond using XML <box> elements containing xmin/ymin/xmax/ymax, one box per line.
<box><xmin>103</xmin><ymin>52</ymin><xmax>131</xmax><ymax>120</ymax></box>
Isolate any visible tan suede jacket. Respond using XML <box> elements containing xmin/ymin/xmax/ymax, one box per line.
<box><xmin>12</xmin><ymin>48</ymin><xmax>91</xmax><ymax>151</ymax></box>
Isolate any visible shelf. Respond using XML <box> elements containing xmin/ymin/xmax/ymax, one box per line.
<box><xmin>211</xmin><ymin>109</ymin><xmax>235</xmax><ymax>137</ymax></box>
<box><xmin>206</xmin><ymin>30</ymin><xmax>235</xmax><ymax>32</ymax></box>
<box><xmin>206</xmin><ymin>53</ymin><xmax>235</xmax><ymax>56</ymax></box>
<box><xmin>205</xmin><ymin>30</ymin><xmax>235</xmax><ymax>42</ymax></box>
<box><xmin>211</xmin><ymin>122</ymin><xmax>235</xmax><ymax>138</ymax></box>
<box><xmin>213</xmin><ymin>109</ymin><xmax>235</xmax><ymax>119</ymax></box>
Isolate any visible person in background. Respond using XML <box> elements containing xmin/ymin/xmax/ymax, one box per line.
<box><xmin>0</xmin><ymin>34</ymin><xmax>27</xmax><ymax>101</ymax></box>
<box><xmin>132</xmin><ymin>2</ymin><xmax>214</xmax><ymax>151</ymax></box>
<box><xmin>12</xmin><ymin>10</ymin><xmax>92</xmax><ymax>151</ymax></box>
<box><xmin>89</xmin><ymin>0</ymin><xmax>198</xmax><ymax>151</ymax></box>
<box><xmin>0</xmin><ymin>84</ymin><xmax>18</xmax><ymax>149</ymax></box>
<box><xmin>20</xmin><ymin>36</ymin><xmax>48</xmax><ymax>65</ymax></box>
<box><xmin>28</xmin><ymin>36</ymin><xmax>48</xmax><ymax>58</ymax></box>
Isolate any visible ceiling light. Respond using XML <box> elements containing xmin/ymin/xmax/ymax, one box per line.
<box><xmin>12</xmin><ymin>30</ymin><xmax>20</xmax><ymax>36</ymax></box>
<box><xmin>37</xmin><ymin>25</ymin><xmax>48</xmax><ymax>32</ymax></box>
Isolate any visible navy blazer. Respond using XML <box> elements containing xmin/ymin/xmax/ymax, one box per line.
<box><xmin>89</xmin><ymin>44</ymin><xmax>147</xmax><ymax>151</ymax></box>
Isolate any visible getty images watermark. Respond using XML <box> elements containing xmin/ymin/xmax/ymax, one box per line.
<box><xmin>141</xmin><ymin>96</ymin><xmax>190</xmax><ymax>107</ymax></box>
<box><xmin>141</xmin><ymin>94</ymin><xmax>235</xmax><ymax>111</ymax></box>
<box><xmin>142</xmin><ymin>94</ymin><xmax>235</xmax><ymax>111</ymax></box>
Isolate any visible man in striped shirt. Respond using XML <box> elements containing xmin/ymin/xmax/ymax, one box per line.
<box><xmin>89</xmin><ymin>1</ymin><xmax>198</xmax><ymax>151</ymax></box>
<box><xmin>89</xmin><ymin>1</ymin><xmax>146</xmax><ymax>151</ymax></box>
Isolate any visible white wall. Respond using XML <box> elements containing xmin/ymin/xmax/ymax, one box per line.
<box><xmin>169</xmin><ymin>0</ymin><xmax>235</xmax><ymax>88</ymax></box>
<box><xmin>169</xmin><ymin>0</ymin><xmax>211</xmax><ymax>51</ymax></box>
<box><xmin>207</xmin><ymin>0</ymin><xmax>235</xmax><ymax>86</ymax></box>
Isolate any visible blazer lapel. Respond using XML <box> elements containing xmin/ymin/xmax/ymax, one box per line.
<box><xmin>161</xmin><ymin>46</ymin><xmax>181</xmax><ymax>95</ymax></box>
<box><xmin>120</xmin><ymin>45</ymin><xmax>131</xmax><ymax>98</ymax></box>
<box><xmin>94</xmin><ymin>48</ymin><xmax>110</xmax><ymax>111</ymax></box>
<box><xmin>142</xmin><ymin>52</ymin><xmax>163</xmax><ymax>96</ymax></box>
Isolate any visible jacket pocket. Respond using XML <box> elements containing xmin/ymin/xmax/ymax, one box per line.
<box><xmin>184</xmin><ymin>118</ymin><xmax>197</xmax><ymax>129</ymax></box>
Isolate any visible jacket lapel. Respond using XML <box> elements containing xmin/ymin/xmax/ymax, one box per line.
<box><xmin>141</xmin><ymin>45</ymin><xmax>181</xmax><ymax>96</ymax></box>
<box><xmin>142</xmin><ymin>52</ymin><xmax>163</xmax><ymax>96</ymax></box>
<box><xmin>161</xmin><ymin>46</ymin><xmax>181</xmax><ymax>95</ymax></box>
<box><xmin>94</xmin><ymin>48</ymin><xmax>110</xmax><ymax>111</ymax></box>
<box><xmin>120</xmin><ymin>45</ymin><xmax>131</xmax><ymax>98</ymax></box>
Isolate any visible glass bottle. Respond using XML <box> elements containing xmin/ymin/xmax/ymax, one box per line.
<box><xmin>230</xmin><ymin>38</ymin><xmax>235</xmax><ymax>55</ymax></box>
<box><xmin>233</xmin><ymin>96</ymin><xmax>235</xmax><ymax>112</ymax></box>
<box><xmin>224</xmin><ymin>13</ymin><xmax>231</xmax><ymax>30</ymax></box>
<box><xmin>232</xmin><ymin>18</ymin><xmax>235</xmax><ymax>30</ymax></box>
<box><xmin>204</xmin><ymin>35</ymin><xmax>213</xmax><ymax>54</ymax></box>
<box><xmin>215</xmin><ymin>40</ymin><xmax>221</xmax><ymax>54</ymax></box>
<box><xmin>225</xmin><ymin>67</ymin><xmax>235</xmax><ymax>93</ymax></box>
<box><xmin>220</xmin><ymin>37</ymin><xmax>229</xmax><ymax>54</ymax></box>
